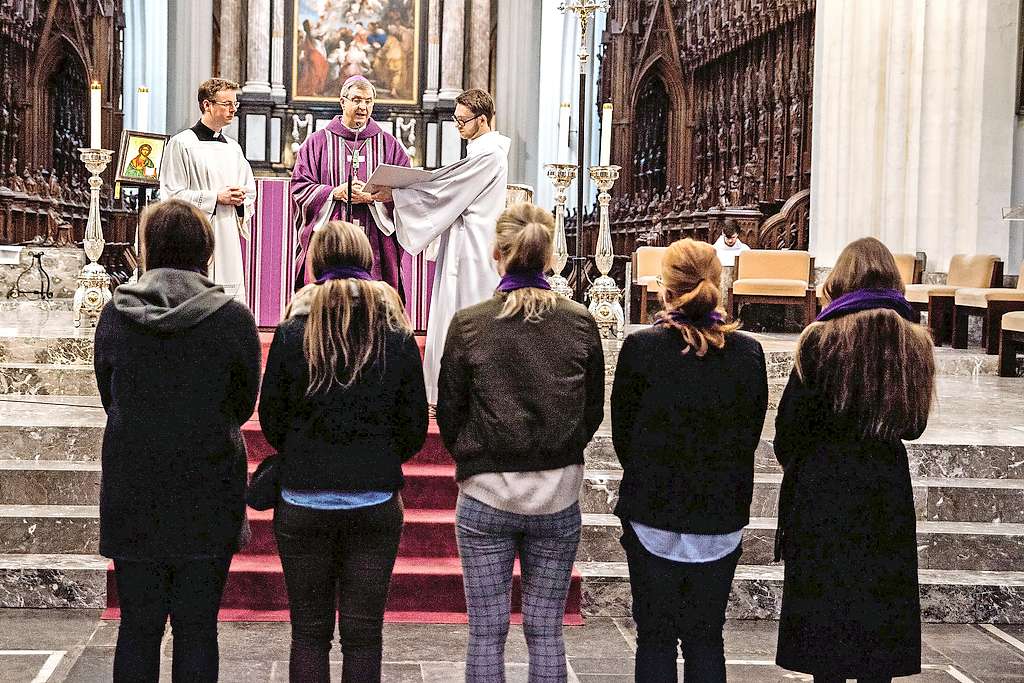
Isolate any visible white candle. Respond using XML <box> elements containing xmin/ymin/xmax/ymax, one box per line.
<box><xmin>599</xmin><ymin>102</ymin><xmax>613</xmax><ymax>166</ymax></box>
<box><xmin>557</xmin><ymin>102</ymin><xmax>571</xmax><ymax>163</ymax></box>
<box><xmin>90</xmin><ymin>81</ymin><xmax>102</xmax><ymax>149</ymax></box>
<box><xmin>136</xmin><ymin>86</ymin><xmax>150</xmax><ymax>131</ymax></box>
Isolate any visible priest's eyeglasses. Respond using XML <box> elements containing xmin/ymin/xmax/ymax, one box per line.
<box><xmin>210</xmin><ymin>100</ymin><xmax>240</xmax><ymax>110</ymax></box>
<box><xmin>344</xmin><ymin>96</ymin><xmax>374</xmax><ymax>107</ymax></box>
<box><xmin>452</xmin><ymin>113</ymin><xmax>481</xmax><ymax>128</ymax></box>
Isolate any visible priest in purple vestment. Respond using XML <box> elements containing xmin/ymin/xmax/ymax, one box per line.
<box><xmin>290</xmin><ymin>75</ymin><xmax>410</xmax><ymax>297</ymax></box>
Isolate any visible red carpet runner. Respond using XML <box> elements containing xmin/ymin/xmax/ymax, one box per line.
<box><xmin>104</xmin><ymin>333</ymin><xmax>583</xmax><ymax>624</ymax></box>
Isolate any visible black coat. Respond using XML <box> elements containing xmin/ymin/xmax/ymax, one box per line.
<box><xmin>774</xmin><ymin>369</ymin><xmax>924</xmax><ymax>678</ymax></box>
<box><xmin>258</xmin><ymin>316</ymin><xmax>428</xmax><ymax>491</ymax></box>
<box><xmin>611</xmin><ymin>326</ymin><xmax>768</xmax><ymax>533</ymax></box>
<box><xmin>95</xmin><ymin>276</ymin><xmax>261</xmax><ymax>560</ymax></box>
<box><xmin>436</xmin><ymin>295</ymin><xmax>604</xmax><ymax>480</ymax></box>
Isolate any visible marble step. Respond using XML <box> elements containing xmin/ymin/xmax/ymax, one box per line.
<box><xmin>0</xmin><ymin>396</ymin><xmax>104</xmax><ymax>462</ymax></box>
<box><xmin>0</xmin><ymin>299</ymin><xmax>74</xmax><ymax>313</ymax></box>
<box><xmin>573</xmin><ymin>514</ymin><xmax>1024</xmax><ymax>571</ymax></box>
<box><xmin>0</xmin><ymin>335</ymin><xmax>93</xmax><ymax>365</ymax></box>
<box><xmin>581</xmin><ymin>470</ymin><xmax>1024</xmax><ymax>523</ymax></box>
<box><xmin>4</xmin><ymin>503</ymin><xmax>1024</xmax><ymax>573</ymax></box>
<box><xmin>578</xmin><ymin>561</ymin><xmax>1024</xmax><ymax>622</ymax></box>
<box><xmin>1</xmin><ymin>552</ymin><xmax>1021</xmax><ymax>623</ymax></box>
<box><xmin>0</xmin><ymin>363</ymin><xmax>97</xmax><ymax>396</ymax></box>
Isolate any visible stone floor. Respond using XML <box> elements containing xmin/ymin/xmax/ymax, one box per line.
<box><xmin>1</xmin><ymin>611</ymin><xmax>1023</xmax><ymax>682</ymax></box>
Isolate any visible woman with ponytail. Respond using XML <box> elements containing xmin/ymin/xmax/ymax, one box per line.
<box><xmin>774</xmin><ymin>238</ymin><xmax>934</xmax><ymax>682</ymax></box>
<box><xmin>258</xmin><ymin>220</ymin><xmax>428</xmax><ymax>682</ymax></box>
<box><xmin>611</xmin><ymin>238</ymin><xmax>768</xmax><ymax>682</ymax></box>
<box><xmin>437</xmin><ymin>202</ymin><xmax>605</xmax><ymax>682</ymax></box>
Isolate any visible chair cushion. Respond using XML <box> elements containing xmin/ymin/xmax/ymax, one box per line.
<box><xmin>732</xmin><ymin>278</ymin><xmax>810</xmax><ymax>297</ymax></box>
<box><xmin>947</xmin><ymin>254</ymin><xmax>999</xmax><ymax>287</ymax></box>
<box><xmin>633</xmin><ymin>247</ymin><xmax>667</xmax><ymax>283</ymax></box>
<box><xmin>905</xmin><ymin>284</ymin><xmax>956</xmax><ymax>303</ymax></box>
<box><xmin>1003</xmin><ymin>311</ymin><xmax>1024</xmax><ymax>334</ymax></box>
<box><xmin>955</xmin><ymin>287</ymin><xmax>1024</xmax><ymax>308</ymax></box>
<box><xmin>636</xmin><ymin>275</ymin><xmax>662</xmax><ymax>294</ymax></box>
<box><xmin>735</xmin><ymin>250</ymin><xmax>811</xmax><ymax>282</ymax></box>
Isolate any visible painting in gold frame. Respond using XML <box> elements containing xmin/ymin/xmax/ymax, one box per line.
<box><xmin>292</xmin><ymin>0</ymin><xmax>422</xmax><ymax>105</ymax></box>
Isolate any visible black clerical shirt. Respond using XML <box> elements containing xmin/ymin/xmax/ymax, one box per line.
<box><xmin>191</xmin><ymin>120</ymin><xmax>228</xmax><ymax>143</ymax></box>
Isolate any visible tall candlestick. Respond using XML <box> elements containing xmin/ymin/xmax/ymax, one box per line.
<box><xmin>599</xmin><ymin>102</ymin><xmax>613</xmax><ymax>166</ymax></box>
<box><xmin>557</xmin><ymin>102</ymin><xmax>571</xmax><ymax>163</ymax></box>
<box><xmin>136</xmin><ymin>86</ymin><xmax>150</xmax><ymax>131</ymax></box>
<box><xmin>90</xmin><ymin>81</ymin><xmax>102</xmax><ymax>149</ymax></box>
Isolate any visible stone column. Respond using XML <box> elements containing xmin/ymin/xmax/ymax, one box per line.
<box><xmin>243</xmin><ymin>0</ymin><xmax>272</xmax><ymax>95</ymax></box>
<box><xmin>166</xmin><ymin>0</ymin><xmax>213</xmax><ymax>132</ymax></box>
<box><xmin>423</xmin><ymin>0</ymin><xmax>441</xmax><ymax>105</ymax></box>
<box><xmin>467</xmin><ymin>0</ymin><xmax>490</xmax><ymax>91</ymax></box>
<box><xmin>217</xmin><ymin>0</ymin><xmax>243</xmax><ymax>82</ymax></box>
<box><xmin>270</xmin><ymin>0</ymin><xmax>287</xmax><ymax>99</ymax></box>
<box><xmin>809</xmin><ymin>0</ymin><xmax>1019</xmax><ymax>271</ymax></box>
<box><xmin>494</xmin><ymin>0</ymin><xmax>542</xmax><ymax>186</ymax></box>
<box><xmin>438</xmin><ymin>0</ymin><xmax>465</xmax><ymax>101</ymax></box>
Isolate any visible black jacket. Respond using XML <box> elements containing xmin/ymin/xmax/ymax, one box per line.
<box><xmin>95</xmin><ymin>269</ymin><xmax>261</xmax><ymax>560</ymax></box>
<box><xmin>258</xmin><ymin>315</ymin><xmax>428</xmax><ymax>491</ymax></box>
<box><xmin>611</xmin><ymin>325</ymin><xmax>768</xmax><ymax>534</ymax></box>
<box><xmin>774</xmin><ymin>366</ymin><xmax>924</xmax><ymax>678</ymax></box>
<box><xmin>437</xmin><ymin>295</ymin><xmax>605</xmax><ymax>481</ymax></box>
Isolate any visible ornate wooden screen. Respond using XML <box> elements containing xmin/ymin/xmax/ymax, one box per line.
<box><xmin>0</xmin><ymin>0</ymin><xmax>132</xmax><ymax>246</ymax></box>
<box><xmin>573</xmin><ymin>0</ymin><xmax>815</xmax><ymax>257</ymax></box>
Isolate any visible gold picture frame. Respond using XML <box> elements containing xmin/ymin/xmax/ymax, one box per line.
<box><xmin>291</xmin><ymin>0</ymin><xmax>422</xmax><ymax>105</ymax></box>
<box><xmin>115</xmin><ymin>130</ymin><xmax>170</xmax><ymax>187</ymax></box>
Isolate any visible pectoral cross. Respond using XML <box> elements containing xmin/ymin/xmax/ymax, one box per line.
<box><xmin>347</xmin><ymin>151</ymin><xmax>366</xmax><ymax>168</ymax></box>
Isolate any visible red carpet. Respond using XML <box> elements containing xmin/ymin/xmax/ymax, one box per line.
<box><xmin>103</xmin><ymin>333</ymin><xmax>584</xmax><ymax>624</ymax></box>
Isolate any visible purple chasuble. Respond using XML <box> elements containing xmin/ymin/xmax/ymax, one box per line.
<box><xmin>290</xmin><ymin>116</ymin><xmax>411</xmax><ymax>297</ymax></box>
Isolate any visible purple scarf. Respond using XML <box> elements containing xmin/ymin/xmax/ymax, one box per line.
<box><xmin>654</xmin><ymin>308</ymin><xmax>726</xmax><ymax>329</ymax></box>
<box><xmin>497</xmin><ymin>271</ymin><xmax>552</xmax><ymax>292</ymax></box>
<box><xmin>315</xmin><ymin>265</ymin><xmax>375</xmax><ymax>284</ymax></box>
<box><xmin>816</xmin><ymin>288</ymin><xmax>914</xmax><ymax>322</ymax></box>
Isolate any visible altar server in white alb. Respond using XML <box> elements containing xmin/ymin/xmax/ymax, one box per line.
<box><xmin>160</xmin><ymin>78</ymin><xmax>256</xmax><ymax>302</ymax></box>
<box><xmin>373</xmin><ymin>88</ymin><xmax>510</xmax><ymax>404</ymax></box>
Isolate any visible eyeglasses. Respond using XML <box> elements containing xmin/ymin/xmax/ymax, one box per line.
<box><xmin>452</xmin><ymin>113</ymin><xmax>480</xmax><ymax>127</ymax></box>
<box><xmin>210</xmin><ymin>100</ymin><xmax>240</xmax><ymax>110</ymax></box>
<box><xmin>344</xmin><ymin>96</ymin><xmax>375</xmax><ymax>107</ymax></box>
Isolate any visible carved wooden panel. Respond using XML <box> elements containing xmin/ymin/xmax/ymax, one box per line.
<box><xmin>589</xmin><ymin>0</ymin><xmax>814</xmax><ymax>253</ymax></box>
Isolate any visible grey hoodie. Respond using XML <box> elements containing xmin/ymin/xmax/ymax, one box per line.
<box><xmin>112</xmin><ymin>268</ymin><xmax>237</xmax><ymax>333</ymax></box>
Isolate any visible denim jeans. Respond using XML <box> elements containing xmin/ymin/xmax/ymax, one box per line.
<box><xmin>621</xmin><ymin>522</ymin><xmax>742</xmax><ymax>683</ymax></box>
<box><xmin>112</xmin><ymin>557</ymin><xmax>231</xmax><ymax>682</ymax></box>
<box><xmin>274</xmin><ymin>495</ymin><xmax>403</xmax><ymax>682</ymax></box>
<box><xmin>456</xmin><ymin>494</ymin><xmax>581</xmax><ymax>683</ymax></box>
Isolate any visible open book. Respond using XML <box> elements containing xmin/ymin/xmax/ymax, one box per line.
<box><xmin>362</xmin><ymin>164</ymin><xmax>438</xmax><ymax>194</ymax></box>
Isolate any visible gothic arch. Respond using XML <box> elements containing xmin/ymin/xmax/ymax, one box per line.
<box><xmin>626</xmin><ymin>55</ymin><xmax>689</xmax><ymax>196</ymax></box>
<box><xmin>28</xmin><ymin>35</ymin><xmax>90</xmax><ymax>171</ymax></box>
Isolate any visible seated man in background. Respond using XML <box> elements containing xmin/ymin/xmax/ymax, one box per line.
<box><xmin>713</xmin><ymin>219</ymin><xmax>750</xmax><ymax>267</ymax></box>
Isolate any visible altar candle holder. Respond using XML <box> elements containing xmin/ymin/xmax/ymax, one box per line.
<box><xmin>587</xmin><ymin>164</ymin><xmax>623</xmax><ymax>339</ymax></box>
<box><xmin>73</xmin><ymin>147</ymin><xmax>114</xmax><ymax>328</ymax></box>
<box><xmin>543</xmin><ymin>163</ymin><xmax>578</xmax><ymax>299</ymax></box>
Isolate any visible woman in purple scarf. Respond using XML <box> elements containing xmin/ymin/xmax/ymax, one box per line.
<box><xmin>774</xmin><ymin>237</ymin><xmax>935</xmax><ymax>683</ymax></box>
<box><xmin>290</xmin><ymin>75</ymin><xmax>410</xmax><ymax>297</ymax></box>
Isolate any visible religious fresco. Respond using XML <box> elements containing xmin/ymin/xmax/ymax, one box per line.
<box><xmin>115</xmin><ymin>131</ymin><xmax>169</xmax><ymax>187</ymax></box>
<box><xmin>292</xmin><ymin>0</ymin><xmax>421</xmax><ymax>104</ymax></box>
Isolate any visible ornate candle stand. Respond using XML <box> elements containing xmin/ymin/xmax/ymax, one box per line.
<box><xmin>543</xmin><ymin>163</ymin><xmax>577</xmax><ymax>299</ymax></box>
<box><xmin>73</xmin><ymin>148</ymin><xmax>113</xmax><ymax>328</ymax></box>
<box><xmin>558</xmin><ymin>0</ymin><xmax>610</xmax><ymax>302</ymax></box>
<box><xmin>587</xmin><ymin>164</ymin><xmax>623</xmax><ymax>338</ymax></box>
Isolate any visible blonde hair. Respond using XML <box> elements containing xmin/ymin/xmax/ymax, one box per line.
<box><xmin>657</xmin><ymin>238</ymin><xmax>740</xmax><ymax>356</ymax></box>
<box><xmin>303</xmin><ymin>221</ymin><xmax>410</xmax><ymax>395</ymax></box>
<box><xmin>796</xmin><ymin>237</ymin><xmax>935</xmax><ymax>440</ymax></box>
<box><xmin>494</xmin><ymin>202</ymin><xmax>559</xmax><ymax>322</ymax></box>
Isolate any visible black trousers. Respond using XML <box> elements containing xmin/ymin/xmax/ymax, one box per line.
<box><xmin>621</xmin><ymin>523</ymin><xmax>742</xmax><ymax>683</ymax></box>
<box><xmin>112</xmin><ymin>556</ymin><xmax>231</xmax><ymax>683</ymax></box>
<box><xmin>274</xmin><ymin>495</ymin><xmax>403</xmax><ymax>683</ymax></box>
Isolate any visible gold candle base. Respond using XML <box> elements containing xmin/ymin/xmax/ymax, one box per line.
<box><xmin>587</xmin><ymin>165</ymin><xmax>622</xmax><ymax>339</ymax></box>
